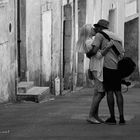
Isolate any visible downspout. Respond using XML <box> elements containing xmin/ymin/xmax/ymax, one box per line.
<box><xmin>14</xmin><ymin>0</ymin><xmax>18</xmax><ymax>101</ymax></box>
<box><xmin>17</xmin><ymin>0</ymin><xmax>21</xmax><ymax>79</ymax></box>
<box><xmin>60</xmin><ymin>0</ymin><xmax>63</xmax><ymax>95</ymax></box>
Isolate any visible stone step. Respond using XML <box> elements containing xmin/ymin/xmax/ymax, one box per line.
<box><xmin>18</xmin><ymin>81</ymin><xmax>34</xmax><ymax>93</ymax></box>
<box><xmin>17</xmin><ymin>86</ymin><xmax>50</xmax><ymax>103</ymax></box>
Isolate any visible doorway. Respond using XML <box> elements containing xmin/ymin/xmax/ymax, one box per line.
<box><xmin>124</xmin><ymin>18</ymin><xmax>139</xmax><ymax>80</ymax></box>
<box><xmin>17</xmin><ymin>0</ymin><xmax>27</xmax><ymax>81</ymax></box>
<box><xmin>63</xmin><ymin>4</ymin><xmax>72</xmax><ymax>90</ymax></box>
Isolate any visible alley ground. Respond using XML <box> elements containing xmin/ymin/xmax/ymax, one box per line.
<box><xmin>0</xmin><ymin>86</ymin><xmax>140</xmax><ymax>140</ymax></box>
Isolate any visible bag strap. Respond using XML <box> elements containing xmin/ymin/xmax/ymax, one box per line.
<box><xmin>99</xmin><ymin>31</ymin><xmax>111</xmax><ymax>41</ymax></box>
<box><xmin>99</xmin><ymin>31</ymin><xmax>121</xmax><ymax>56</ymax></box>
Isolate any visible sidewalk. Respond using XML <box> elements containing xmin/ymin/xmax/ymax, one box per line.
<box><xmin>0</xmin><ymin>87</ymin><xmax>140</xmax><ymax>140</ymax></box>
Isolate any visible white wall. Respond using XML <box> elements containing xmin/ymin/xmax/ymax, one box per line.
<box><xmin>0</xmin><ymin>0</ymin><xmax>17</xmax><ymax>102</ymax></box>
<box><xmin>117</xmin><ymin>0</ymin><xmax>125</xmax><ymax>41</ymax></box>
<box><xmin>26</xmin><ymin>0</ymin><xmax>41</xmax><ymax>84</ymax></box>
<box><xmin>125</xmin><ymin>0</ymin><xmax>137</xmax><ymax>17</ymax></box>
<box><xmin>42</xmin><ymin>11</ymin><xmax>52</xmax><ymax>82</ymax></box>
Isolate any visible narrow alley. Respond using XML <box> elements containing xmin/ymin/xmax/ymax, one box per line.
<box><xmin>0</xmin><ymin>0</ymin><xmax>140</xmax><ymax>139</ymax></box>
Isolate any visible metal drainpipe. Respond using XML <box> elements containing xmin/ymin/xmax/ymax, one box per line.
<box><xmin>17</xmin><ymin>0</ymin><xmax>21</xmax><ymax>79</ymax></box>
<box><xmin>72</xmin><ymin>0</ymin><xmax>76</xmax><ymax>91</ymax></box>
<box><xmin>60</xmin><ymin>0</ymin><xmax>63</xmax><ymax>95</ymax></box>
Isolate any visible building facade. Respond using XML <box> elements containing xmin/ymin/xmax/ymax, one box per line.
<box><xmin>0</xmin><ymin>0</ymin><xmax>17</xmax><ymax>103</ymax></box>
<box><xmin>0</xmin><ymin>0</ymin><xmax>139</xmax><ymax>103</ymax></box>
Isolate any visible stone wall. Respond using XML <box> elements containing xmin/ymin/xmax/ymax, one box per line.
<box><xmin>0</xmin><ymin>0</ymin><xmax>17</xmax><ymax>103</ymax></box>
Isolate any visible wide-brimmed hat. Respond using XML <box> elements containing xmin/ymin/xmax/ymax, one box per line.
<box><xmin>94</xmin><ymin>19</ymin><xmax>109</xmax><ymax>29</ymax></box>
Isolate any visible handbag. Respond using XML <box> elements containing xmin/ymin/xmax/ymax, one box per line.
<box><xmin>118</xmin><ymin>57</ymin><xmax>136</xmax><ymax>79</ymax></box>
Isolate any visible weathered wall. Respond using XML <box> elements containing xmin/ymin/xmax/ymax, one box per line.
<box><xmin>0</xmin><ymin>0</ymin><xmax>17</xmax><ymax>103</ymax></box>
<box><xmin>41</xmin><ymin>9</ymin><xmax>52</xmax><ymax>86</ymax></box>
<box><xmin>26</xmin><ymin>0</ymin><xmax>41</xmax><ymax>85</ymax></box>
<box><xmin>86</xmin><ymin>0</ymin><xmax>125</xmax><ymax>42</ymax></box>
<box><xmin>124</xmin><ymin>18</ymin><xmax>139</xmax><ymax>80</ymax></box>
<box><xmin>41</xmin><ymin>0</ymin><xmax>62</xmax><ymax>92</ymax></box>
<box><xmin>102</xmin><ymin>0</ymin><xmax>125</xmax><ymax>39</ymax></box>
<box><xmin>51</xmin><ymin>0</ymin><xmax>61</xmax><ymax>76</ymax></box>
<box><xmin>116</xmin><ymin>0</ymin><xmax>125</xmax><ymax>40</ymax></box>
<box><xmin>63</xmin><ymin>3</ymin><xmax>73</xmax><ymax>90</ymax></box>
<box><xmin>24</xmin><ymin>0</ymin><xmax>62</xmax><ymax>93</ymax></box>
<box><xmin>51</xmin><ymin>0</ymin><xmax>62</xmax><ymax>93</ymax></box>
<box><xmin>77</xmin><ymin>0</ymin><xmax>86</xmax><ymax>86</ymax></box>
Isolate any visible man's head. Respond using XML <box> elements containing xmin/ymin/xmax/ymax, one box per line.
<box><xmin>79</xmin><ymin>24</ymin><xmax>96</xmax><ymax>38</ymax></box>
<box><xmin>94</xmin><ymin>19</ymin><xmax>109</xmax><ymax>32</ymax></box>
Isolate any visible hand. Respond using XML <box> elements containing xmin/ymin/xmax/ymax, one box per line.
<box><xmin>107</xmin><ymin>40</ymin><xmax>114</xmax><ymax>48</ymax></box>
<box><xmin>86</xmin><ymin>52</ymin><xmax>91</xmax><ymax>59</ymax></box>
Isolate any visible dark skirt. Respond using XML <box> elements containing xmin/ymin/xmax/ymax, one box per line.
<box><xmin>103</xmin><ymin>67</ymin><xmax>121</xmax><ymax>91</ymax></box>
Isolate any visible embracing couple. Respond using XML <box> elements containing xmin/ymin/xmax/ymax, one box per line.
<box><xmin>77</xmin><ymin>19</ymin><xmax>125</xmax><ymax>125</ymax></box>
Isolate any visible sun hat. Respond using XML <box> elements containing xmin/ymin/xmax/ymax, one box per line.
<box><xmin>94</xmin><ymin>19</ymin><xmax>109</xmax><ymax>29</ymax></box>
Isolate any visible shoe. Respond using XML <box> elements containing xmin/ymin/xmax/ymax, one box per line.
<box><xmin>105</xmin><ymin>117</ymin><xmax>116</xmax><ymax>125</ymax></box>
<box><xmin>121</xmin><ymin>80</ymin><xmax>131</xmax><ymax>86</ymax></box>
<box><xmin>95</xmin><ymin>116</ymin><xmax>105</xmax><ymax>123</ymax></box>
<box><xmin>119</xmin><ymin>118</ymin><xmax>126</xmax><ymax>125</ymax></box>
<box><xmin>87</xmin><ymin>117</ymin><xmax>101</xmax><ymax>124</ymax></box>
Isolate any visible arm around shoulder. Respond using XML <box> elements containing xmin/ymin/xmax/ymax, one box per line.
<box><xmin>100</xmin><ymin>40</ymin><xmax>114</xmax><ymax>56</ymax></box>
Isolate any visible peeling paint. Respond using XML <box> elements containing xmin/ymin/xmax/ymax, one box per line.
<box><xmin>0</xmin><ymin>43</ymin><xmax>11</xmax><ymax>102</ymax></box>
<box><xmin>0</xmin><ymin>0</ymin><xmax>16</xmax><ymax>103</ymax></box>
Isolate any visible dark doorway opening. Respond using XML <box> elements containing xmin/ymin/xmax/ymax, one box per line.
<box><xmin>63</xmin><ymin>4</ymin><xmax>72</xmax><ymax>90</ymax></box>
<box><xmin>17</xmin><ymin>0</ymin><xmax>27</xmax><ymax>81</ymax></box>
<box><xmin>124</xmin><ymin>18</ymin><xmax>139</xmax><ymax>80</ymax></box>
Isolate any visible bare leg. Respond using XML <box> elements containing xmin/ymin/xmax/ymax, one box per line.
<box><xmin>114</xmin><ymin>91</ymin><xmax>124</xmax><ymax>116</ymax></box>
<box><xmin>89</xmin><ymin>89</ymin><xmax>98</xmax><ymax>117</ymax></box>
<box><xmin>89</xmin><ymin>90</ymin><xmax>105</xmax><ymax>118</ymax></box>
<box><xmin>94</xmin><ymin>92</ymin><xmax>105</xmax><ymax>116</ymax></box>
<box><xmin>105</xmin><ymin>91</ymin><xmax>116</xmax><ymax>124</ymax></box>
<box><xmin>106</xmin><ymin>91</ymin><xmax>115</xmax><ymax>119</ymax></box>
<box><xmin>114</xmin><ymin>91</ymin><xmax>125</xmax><ymax>124</ymax></box>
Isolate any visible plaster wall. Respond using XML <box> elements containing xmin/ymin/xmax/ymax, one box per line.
<box><xmin>0</xmin><ymin>0</ymin><xmax>17</xmax><ymax>103</ymax></box>
<box><xmin>40</xmin><ymin>0</ymin><xmax>62</xmax><ymax>92</ymax></box>
<box><xmin>26</xmin><ymin>0</ymin><xmax>41</xmax><ymax>85</ymax></box>
<box><xmin>51</xmin><ymin>0</ymin><xmax>62</xmax><ymax>77</ymax></box>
